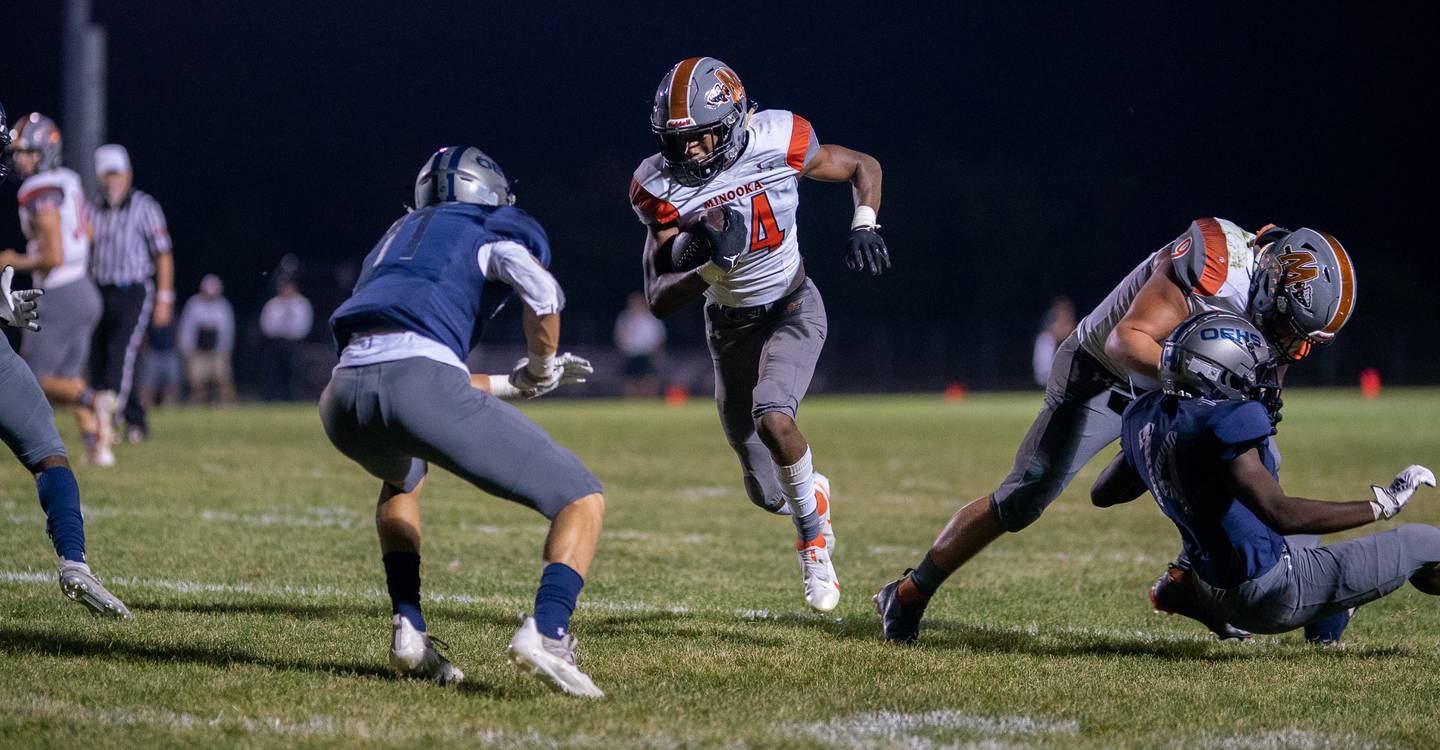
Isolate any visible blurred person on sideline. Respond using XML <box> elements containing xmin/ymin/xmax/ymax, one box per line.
<box><xmin>177</xmin><ymin>273</ymin><xmax>236</xmax><ymax>405</ymax></box>
<box><xmin>1</xmin><ymin>112</ymin><xmax>109</xmax><ymax>465</ymax></box>
<box><xmin>89</xmin><ymin>144</ymin><xmax>176</xmax><ymax>443</ymax></box>
<box><xmin>259</xmin><ymin>277</ymin><xmax>313</xmax><ymax>401</ymax></box>
<box><xmin>138</xmin><ymin>319</ymin><xmax>182</xmax><ymax>408</ymax></box>
<box><xmin>1032</xmin><ymin>296</ymin><xmax>1076</xmax><ymax>386</ymax></box>
<box><xmin>613</xmin><ymin>291</ymin><xmax>665</xmax><ymax>397</ymax></box>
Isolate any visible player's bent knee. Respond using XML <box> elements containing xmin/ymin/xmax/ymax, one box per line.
<box><xmin>992</xmin><ymin>482</ymin><xmax>1063</xmax><ymax>533</ymax></box>
<box><xmin>753</xmin><ymin>410</ymin><xmax>798</xmax><ymax>442</ymax></box>
<box><xmin>27</xmin><ymin>454</ymin><xmax>70</xmax><ymax>475</ymax></box>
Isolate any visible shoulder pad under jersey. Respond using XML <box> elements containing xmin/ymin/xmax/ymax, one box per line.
<box><xmin>487</xmin><ymin>206</ymin><xmax>552</xmax><ymax>268</ymax></box>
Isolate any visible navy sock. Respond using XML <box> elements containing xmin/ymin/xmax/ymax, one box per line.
<box><xmin>37</xmin><ymin>467</ymin><xmax>86</xmax><ymax>563</ymax></box>
<box><xmin>382</xmin><ymin>552</ymin><xmax>425</xmax><ymax>631</ymax></box>
<box><xmin>908</xmin><ymin>552</ymin><xmax>953</xmax><ymax>598</ymax></box>
<box><xmin>534</xmin><ymin>562</ymin><xmax>584</xmax><ymax>640</ymax></box>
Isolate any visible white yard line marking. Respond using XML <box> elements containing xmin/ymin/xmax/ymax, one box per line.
<box><xmin>794</xmin><ymin>709</ymin><xmax>1080</xmax><ymax>750</ymax></box>
<box><xmin>0</xmin><ymin>567</ymin><xmax>1229</xmax><ymax>647</ymax></box>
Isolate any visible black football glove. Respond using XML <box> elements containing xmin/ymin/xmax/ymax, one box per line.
<box><xmin>846</xmin><ymin>226</ymin><xmax>891</xmax><ymax>275</ymax></box>
<box><xmin>701</xmin><ymin>204</ymin><xmax>748</xmax><ymax>272</ymax></box>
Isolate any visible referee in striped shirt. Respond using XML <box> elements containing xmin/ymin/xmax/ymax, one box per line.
<box><xmin>90</xmin><ymin>144</ymin><xmax>175</xmax><ymax>443</ymax></box>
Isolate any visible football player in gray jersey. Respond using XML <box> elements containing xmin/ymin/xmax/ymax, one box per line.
<box><xmin>874</xmin><ymin>221</ymin><xmax>1357</xmax><ymax>645</ymax></box>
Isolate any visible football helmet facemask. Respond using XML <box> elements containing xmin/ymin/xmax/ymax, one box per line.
<box><xmin>1248</xmin><ymin>227</ymin><xmax>1357</xmax><ymax>362</ymax></box>
<box><xmin>0</xmin><ymin>101</ymin><xmax>11</xmax><ymax>182</ymax></box>
<box><xmin>1161</xmin><ymin>310</ymin><xmax>1279</xmax><ymax>402</ymax></box>
<box><xmin>650</xmin><ymin>57</ymin><xmax>750</xmax><ymax>187</ymax></box>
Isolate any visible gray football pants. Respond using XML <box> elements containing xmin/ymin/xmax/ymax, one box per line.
<box><xmin>319</xmin><ymin>357</ymin><xmax>601</xmax><ymax>519</ymax></box>
<box><xmin>991</xmin><ymin>335</ymin><xmax>1128</xmax><ymax>531</ymax></box>
<box><xmin>0</xmin><ymin>332</ymin><xmax>68</xmax><ymax>468</ymax></box>
<box><xmin>705</xmin><ymin>279</ymin><xmax>827</xmax><ymax>513</ymax></box>
<box><xmin>1193</xmin><ymin>525</ymin><xmax>1440</xmax><ymax>634</ymax></box>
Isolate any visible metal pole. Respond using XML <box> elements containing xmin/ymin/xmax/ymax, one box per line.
<box><xmin>62</xmin><ymin>0</ymin><xmax>106</xmax><ymax>197</ymax></box>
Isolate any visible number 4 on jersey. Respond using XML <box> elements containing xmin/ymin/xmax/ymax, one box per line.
<box><xmin>748</xmin><ymin>192</ymin><xmax>783</xmax><ymax>253</ymax></box>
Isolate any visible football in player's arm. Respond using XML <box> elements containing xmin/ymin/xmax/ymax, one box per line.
<box><xmin>641</xmin><ymin>142</ymin><xmax>888</xmax><ymax>320</ymax></box>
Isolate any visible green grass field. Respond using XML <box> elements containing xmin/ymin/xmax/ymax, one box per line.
<box><xmin>3</xmin><ymin>389</ymin><xmax>1440</xmax><ymax>748</ymax></box>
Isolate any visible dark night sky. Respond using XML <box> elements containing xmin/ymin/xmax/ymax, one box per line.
<box><xmin>3</xmin><ymin>2</ymin><xmax>1436</xmax><ymax>387</ymax></box>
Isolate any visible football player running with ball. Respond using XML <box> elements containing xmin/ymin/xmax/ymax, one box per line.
<box><xmin>321</xmin><ymin>148</ymin><xmax>604</xmax><ymax>697</ymax></box>
<box><xmin>875</xmin><ymin>220</ymin><xmax>1357</xmax><ymax>643</ymax></box>
<box><xmin>629</xmin><ymin>57</ymin><xmax>890</xmax><ymax>612</ymax></box>
<box><xmin>1093</xmin><ymin>311</ymin><xmax>1438</xmax><ymax>643</ymax></box>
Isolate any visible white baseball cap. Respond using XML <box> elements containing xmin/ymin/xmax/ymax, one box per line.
<box><xmin>94</xmin><ymin>144</ymin><xmax>131</xmax><ymax>176</ymax></box>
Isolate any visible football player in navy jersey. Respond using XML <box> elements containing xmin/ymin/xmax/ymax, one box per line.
<box><xmin>1092</xmin><ymin>311</ymin><xmax>1438</xmax><ymax>643</ymax></box>
<box><xmin>321</xmin><ymin>147</ymin><xmax>604</xmax><ymax>698</ymax></box>
<box><xmin>875</xmin><ymin>223</ymin><xmax>1358</xmax><ymax>645</ymax></box>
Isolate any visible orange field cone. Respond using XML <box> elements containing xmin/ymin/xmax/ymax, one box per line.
<box><xmin>1360</xmin><ymin>368</ymin><xmax>1381</xmax><ymax>400</ymax></box>
<box><xmin>665</xmin><ymin>385</ymin><xmax>690</xmax><ymax>407</ymax></box>
<box><xmin>944</xmin><ymin>382</ymin><xmax>968</xmax><ymax>402</ymax></box>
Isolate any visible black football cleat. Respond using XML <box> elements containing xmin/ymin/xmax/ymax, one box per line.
<box><xmin>873</xmin><ymin>570</ymin><xmax>928</xmax><ymax>645</ymax></box>
<box><xmin>1304</xmin><ymin>608</ymin><xmax>1354</xmax><ymax>646</ymax></box>
<box><xmin>1149</xmin><ymin>566</ymin><xmax>1252</xmax><ymax>641</ymax></box>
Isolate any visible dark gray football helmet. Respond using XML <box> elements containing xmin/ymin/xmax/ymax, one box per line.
<box><xmin>1161</xmin><ymin>310</ymin><xmax>1278</xmax><ymax>401</ymax></box>
<box><xmin>650</xmin><ymin>57</ymin><xmax>749</xmax><ymax>187</ymax></box>
<box><xmin>414</xmin><ymin>146</ymin><xmax>515</xmax><ymax>209</ymax></box>
<box><xmin>1249</xmin><ymin>227</ymin><xmax>1357</xmax><ymax>362</ymax></box>
<box><xmin>7</xmin><ymin>111</ymin><xmax>63</xmax><ymax>175</ymax></box>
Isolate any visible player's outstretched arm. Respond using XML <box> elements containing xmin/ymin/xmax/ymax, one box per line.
<box><xmin>1223</xmin><ymin>448</ymin><xmax>1393</xmax><ymax>534</ymax></box>
<box><xmin>802</xmin><ymin>144</ymin><xmax>889</xmax><ymax>275</ymax></box>
<box><xmin>1090</xmin><ymin>451</ymin><xmax>1149</xmax><ymax>507</ymax></box>
<box><xmin>1106</xmin><ymin>253</ymin><xmax>1189</xmax><ymax>380</ymax></box>
<box><xmin>642</xmin><ymin>224</ymin><xmax>712</xmax><ymax>319</ymax></box>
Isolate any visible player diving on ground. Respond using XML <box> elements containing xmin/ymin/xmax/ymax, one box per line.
<box><xmin>629</xmin><ymin>57</ymin><xmax>890</xmax><ymax>612</ymax></box>
<box><xmin>320</xmin><ymin>147</ymin><xmax>605</xmax><ymax>697</ymax></box>
<box><xmin>1092</xmin><ymin>310</ymin><xmax>1437</xmax><ymax>642</ymax></box>
<box><xmin>875</xmin><ymin>221</ymin><xmax>1357</xmax><ymax>643</ymax></box>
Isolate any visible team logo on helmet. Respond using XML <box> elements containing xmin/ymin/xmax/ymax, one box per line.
<box><xmin>1170</xmin><ymin>236</ymin><xmax>1193</xmax><ymax>260</ymax></box>
<box><xmin>1279</xmin><ymin>249</ymin><xmax>1321</xmax><ymax>310</ymax></box>
<box><xmin>704</xmin><ymin>82</ymin><xmax>732</xmax><ymax>109</ymax></box>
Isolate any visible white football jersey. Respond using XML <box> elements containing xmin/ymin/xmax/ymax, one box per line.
<box><xmin>17</xmin><ymin>166</ymin><xmax>91</xmax><ymax>290</ymax></box>
<box><xmin>630</xmin><ymin>109</ymin><xmax>821</xmax><ymax>308</ymax></box>
<box><xmin>1076</xmin><ymin>217</ymin><xmax>1262</xmax><ymax>385</ymax></box>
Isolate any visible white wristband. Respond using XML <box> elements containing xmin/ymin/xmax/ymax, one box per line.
<box><xmin>696</xmin><ymin>261</ymin><xmax>725</xmax><ymax>285</ymax></box>
<box><xmin>850</xmin><ymin>205</ymin><xmax>878</xmax><ymax>230</ymax></box>
<box><xmin>525</xmin><ymin>351</ymin><xmax>556</xmax><ymax>378</ymax></box>
<box><xmin>156</xmin><ymin>290</ymin><xmax>176</xmax><ymax>303</ymax></box>
<box><xmin>487</xmin><ymin>375</ymin><xmax>523</xmax><ymax>399</ymax></box>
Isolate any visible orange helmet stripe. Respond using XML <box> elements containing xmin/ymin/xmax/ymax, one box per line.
<box><xmin>1319</xmin><ymin>231</ymin><xmax>1356</xmax><ymax>334</ymax></box>
<box><xmin>667</xmin><ymin>57</ymin><xmax>703</xmax><ymax>123</ymax></box>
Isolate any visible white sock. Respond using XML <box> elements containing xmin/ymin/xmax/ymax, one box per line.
<box><xmin>778</xmin><ymin>448</ymin><xmax>820</xmax><ymax>541</ymax></box>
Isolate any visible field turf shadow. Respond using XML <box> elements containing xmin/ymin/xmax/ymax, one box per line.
<box><xmin>0</xmin><ymin>623</ymin><xmax>502</xmax><ymax>695</ymax></box>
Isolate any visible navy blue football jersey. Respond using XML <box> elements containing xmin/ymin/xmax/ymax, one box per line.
<box><xmin>1121</xmin><ymin>392</ymin><xmax>1285</xmax><ymax>588</ymax></box>
<box><xmin>330</xmin><ymin>203</ymin><xmax>551</xmax><ymax>360</ymax></box>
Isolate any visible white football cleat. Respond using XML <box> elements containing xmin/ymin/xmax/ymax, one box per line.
<box><xmin>797</xmin><ymin>539</ymin><xmax>841</xmax><ymax>613</ymax></box>
<box><xmin>506</xmin><ymin>615</ymin><xmax>604</xmax><ymax>699</ymax></box>
<box><xmin>813</xmin><ymin>472</ymin><xmax>835</xmax><ymax>556</ymax></box>
<box><xmin>390</xmin><ymin>614</ymin><xmax>464</xmax><ymax>685</ymax></box>
<box><xmin>57</xmin><ymin>560</ymin><xmax>130</xmax><ymax>619</ymax></box>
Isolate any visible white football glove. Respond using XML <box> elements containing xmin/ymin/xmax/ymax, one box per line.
<box><xmin>0</xmin><ymin>266</ymin><xmax>43</xmax><ymax>332</ymax></box>
<box><xmin>509</xmin><ymin>353</ymin><xmax>561</xmax><ymax>398</ymax></box>
<box><xmin>1370</xmin><ymin>465</ymin><xmax>1436</xmax><ymax>520</ymax></box>
<box><xmin>557</xmin><ymin>352</ymin><xmax>593</xmax><ymax>385</ymax></box>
